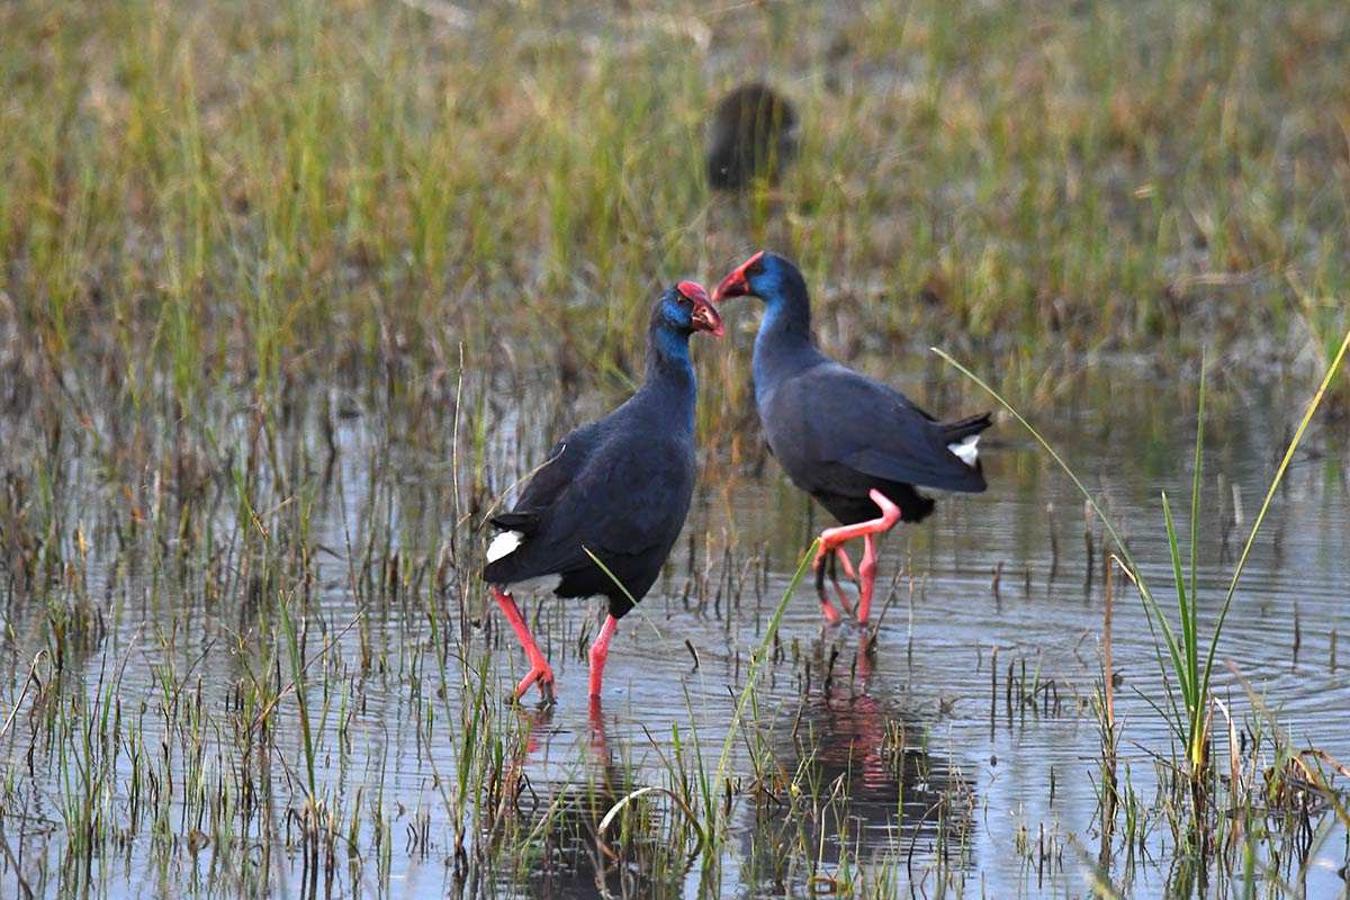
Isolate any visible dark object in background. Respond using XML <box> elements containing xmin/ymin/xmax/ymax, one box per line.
<box><xmin>706</xmin><ymin>83</ymin><xmax>799</xmax><ymax>191</ymax></box>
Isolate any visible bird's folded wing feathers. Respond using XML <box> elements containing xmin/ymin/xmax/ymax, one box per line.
<box><xmin>493</xmin><ymin>423</ymin><xmax>601</xmax><ymax>528</ymax></box>
<box><xmin>783</xmin><ymin>367</ymin><xmax>986</xmax><ymax>490</ymax></box>
<box><xmin>495</xmin><ymin>436</ymin><xmax>691</xmax><ymax>577</ymax></box>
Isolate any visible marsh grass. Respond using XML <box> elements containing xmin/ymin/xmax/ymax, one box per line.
<box><xmin>0</xmin><ymin>0</ymin><xmax>1346</xmax><ymax>896</ymax></box>
<box><xmin>938</xmin><ymin>326</ymin><xmax>1350</xmax><ymax>891</ymax></box>
<box><xmin>4</xmin><ymin>0</ymin><xmax>1346</xmax><ymax>422</ymax></box>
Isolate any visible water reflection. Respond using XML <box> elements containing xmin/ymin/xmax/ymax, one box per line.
<box><xmin>498</xmin><ymin>700</ymin><xmax>697</xmax><ymax>899</ymax></box>
<box><xmin>742</xmin><ymin>634</ymin><xmax>974</xmax><ymax>894</ymax></box>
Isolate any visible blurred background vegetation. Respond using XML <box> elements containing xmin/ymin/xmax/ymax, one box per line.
<box><xmin>1</xmin><ymin>0</ymin><xmax>1346</xmax><ymax>426</ymax></box>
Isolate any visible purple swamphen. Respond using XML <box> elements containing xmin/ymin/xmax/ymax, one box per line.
<box><xmin>483</xmin><ymin>281</ymin><xmax>724</xmax><ymax>704</ymax></box>
<box><xmin>713</xmin><ymin>252</ymin><xmax>991</xmax><ymax>624</ymax></box>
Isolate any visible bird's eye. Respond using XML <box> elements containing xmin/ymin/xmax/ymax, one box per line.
<box><xmin>747</xmin><ymin>260</ymin><xmax>765</xmax><ymax>276</ymax></box>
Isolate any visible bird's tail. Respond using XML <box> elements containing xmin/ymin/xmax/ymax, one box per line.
<box><xmin>940</xmin><ymin>412</ymin><xmax>993</xmax><ymax>442</ymax></box>
<box><xmin>482</xmin><ymin>511</ymin><xmax>541</xmax><ymax>584</ymax></box>
<box><xmin>940</xmin><ymin>412</ymin><xmax>993</xmax><ymax>474</ymax></box>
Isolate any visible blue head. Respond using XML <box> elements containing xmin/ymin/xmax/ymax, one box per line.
<box><xmin>712</xmin><ymin>250</ymin><xmax>812</xmax><ymax>345</ymax></box>
<box><xmin>652</xmin><ymin>280</ymin><xmax>723</xmax><ymax>338</ymax></box>
<box><xmin>648</xmin><ymin>280</ymin><xmax>723</xmax><ymax>360</ymax></box>
<box><xmin>711</xmin><ymin>250</ymin><xmax>809</xmax><ymax>309</ymax></box>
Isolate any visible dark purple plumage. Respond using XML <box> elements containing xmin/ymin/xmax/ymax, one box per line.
<box><xmin>715</xmin><ymin>252</ymin><xmax>992</xmax><ymax>525</ymax></box>
<box><xmin>483</xmin><ymin>285</ymin><xmax>720</xmax><ymax>621</ymax></box>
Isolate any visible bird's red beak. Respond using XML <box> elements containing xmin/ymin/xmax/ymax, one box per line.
<box><xmin>711</xmin><ymin>250</ymin><xmax>764</xmax><ymax>302</ymax></box>
<box><xmin>678</xmin><ymin>280</ymin><xmax>724</xmax><ymax>338</ymax></box>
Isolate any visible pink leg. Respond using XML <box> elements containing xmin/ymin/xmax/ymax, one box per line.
<box><xmin>813</xmin><ymin>490</ymin><xmax>901</xmax><ymax>624</ymax></box>
<box><xmin>827</xmin><ymin>546</ymin><xmax>859</xmax><ymax>613</ymax></box>
<box><xmin>835</xmin><ymin>546</ymin><xmax>858</xmax><ymax>583</ymax></box>
<box><xmin>857</xmin><ymin>534</ymin><xmax>879</xmax><ymax>623</ymax></box>
<box><xmin>817</xmin><ymin>490</ymin><xmax>901</xmax><ymax>554</ymax></box>
<box><xmin>588</xmin><ymin>614</ymin><xmax>619</xmax><ymax>698</ymax></box>
<box><xmin>855</xmin><ymin>628</ymin><xmax>875</xmax><ymax>680</ymax></box>
<box><xmin>491</xmin><ymin>587</ymin><xmax>555</xmax><ymax>704</ymax></box>
<box><xmin>814</xmin><ymin>540</ymin><xmax>853</xmax><ymax>625</ymax></box>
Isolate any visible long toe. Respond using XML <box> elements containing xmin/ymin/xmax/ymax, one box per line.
<box><xmin>833</xmin><ymin>583</ymin><xmax>856</xmax><ymax>617</ymax></box>
<box><xmin>511</xmin><ymin>670</ymin><xmax>538</xmax><ymax>704</ymax></box>
<box><xmin>815</xmin><ymin>542</ymin><xmax>846</xmax><ymax>624</ymax></box>
<box><xmin>537</xmin><ymin>675</ymin><xmax>556</xmax><ymax>708</ymax></box>
<box><xmin>512</xmin><ymin>662</ymin><xmax>556</xmax><ymax>705</ymax></box>
<box><xmin>829</xmin><ymin>575</ymin><xmax>855</xmax><ymax>617</ymax></box>
<box><xmin>536</xmin><ymin>663</ymin><xmax>556</xmax><ymax>707</ymax></box>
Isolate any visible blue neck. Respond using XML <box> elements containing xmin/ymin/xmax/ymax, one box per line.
<box><xmin>651</xmin><ymin>324</ymin><xmax>693</xmax><ymax>369</ymax></box>
<box><xmin>752</xmin><ymin>279</ymin><xmax>819</xmax><ymax>403</ymax></box>
<box><xmin>643</xmin><ymin>323</ymin><xmax>697</xmax><ymax>431</ymax></box>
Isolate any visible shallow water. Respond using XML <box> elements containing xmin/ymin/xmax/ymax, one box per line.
<box><xmin>1</xmin><ymin>357</ymin><xmax>1347</xmax><ymax>898</ymax></box>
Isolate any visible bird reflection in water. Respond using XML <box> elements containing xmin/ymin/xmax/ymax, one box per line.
<box><xmin>494</xmin><ymin>698</ymin><xmax>698</xmax><ymax>899</ymax></box>
<box><xmin>743</xmin><ymin>634</ymin><xmax>975</xmax><ymax>893</ymax></box>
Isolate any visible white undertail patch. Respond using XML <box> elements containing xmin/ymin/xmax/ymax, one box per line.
<box><xmin>486</xmin><ymin>530</ymin><xmax>523</xmax><ymax>563</ymax></box>
<box><xmin>948</xmin><ymin>434</ymin><xmax>980</xmax><ymax>467</ymax></box>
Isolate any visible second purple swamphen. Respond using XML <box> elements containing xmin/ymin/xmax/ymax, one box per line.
<box><xmin>483</xmin><ymin>282</ymin><xmax>724</xmax><ymax>704</ymax></box>
<box><xmin>713</xmin><ymin>252</ymin><xmax>991</xmax><ymax>624</ymax></box>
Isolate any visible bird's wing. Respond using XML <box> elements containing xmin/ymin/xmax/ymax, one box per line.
<box><xmin>572</xmin><ymin>435</ymin><xmax>693</xmax><ymax>557</ymax></box>
<box><xmin>768</xmin><ymin>363</ymin><xmax>987</xmax><ymax>492</ymax></box>
<box><xmin>490</xmin><ymin>422</ymin><xmax>602</xmax><ymax>533</ymax></box>
<box><xmin>496</xmin><ymin>427</ymin><xmax>693</xmax><ymax>579</ymax></box>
